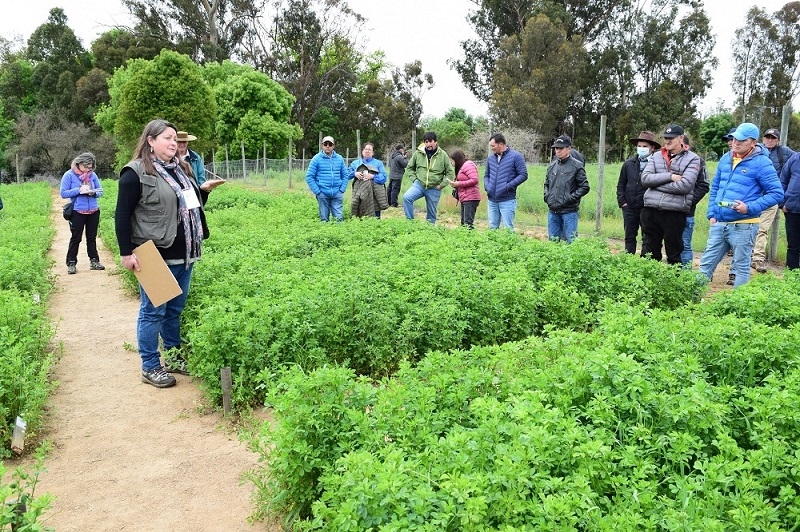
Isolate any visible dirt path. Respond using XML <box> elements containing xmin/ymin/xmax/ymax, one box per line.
<box><xmin>38</xmin><ymin>195</ymin><xmax>268</xmax><ymax>531</ymax></box>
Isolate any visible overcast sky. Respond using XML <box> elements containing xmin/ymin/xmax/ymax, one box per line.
<box><xmin>1</xmin><ymin>0</ymin><xmax>797</xmax><ymax>119</ymax></box>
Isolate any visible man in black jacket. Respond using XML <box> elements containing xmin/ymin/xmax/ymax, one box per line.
<box><xmin>681</xmin><ymin>134</ymin><xmax>710</xmax><ymax>268</ymax></box>
<box><xmin>387</xmin><ymin>144</ymin><xmax>408</xmax><ymax>207</ymax></box>
<box><xmin>617</xmin><ymin>131</ymin><xmax>660</xmax><ymax>253</ymax></box>
<box><xmin>544</xmin><ymin>135</ymin><xmax>589</xmax><ymax>243</ymax></box>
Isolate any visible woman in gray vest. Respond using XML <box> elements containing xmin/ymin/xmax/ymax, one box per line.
<box><xmin>115</xmin><ymin>119</ymin><xmax>225</xmax><ymax>389</ymax></box>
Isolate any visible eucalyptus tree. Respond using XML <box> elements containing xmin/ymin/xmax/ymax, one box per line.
<box><xmin>120</xmin><ymin>0</ymin><xmax>263</xmax><ymax>63</ymax></box>
<box><xmin>731</xmin><ymin>2</ymin><xmax>800</xmax><ymax>126</ymax></box>
<box><xmin>458</xmin><ymin>0</ymin><xmax>715</xmax><ymax>152</ymax></box>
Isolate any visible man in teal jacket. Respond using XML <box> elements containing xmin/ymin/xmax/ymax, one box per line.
<box><xmin>402</xmin><ymin>131</ymin><xmax>455</xmax><ymax>224</ymax></box>
<box><xmin>306</xmin><ymin>135</ymin><xmax>349</xmax><ymax>222</ymax></box>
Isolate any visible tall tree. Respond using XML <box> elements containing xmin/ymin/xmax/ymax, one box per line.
<box><xmin>731</xmin><ymin>2</ymin><xmax>800</xmax><ymax>125</ymax></box>
<box><xmin>120</xmin><ymin>0</ymin><xmax>263</xmax><ymax>63</ymax></box>
<box><xmin>240</xmin><ymin>0</ymin><xmax>366</xmax><ymax>149</ymax></box>
<box><xmin>490</xmin><ymin>14</ymin><xmax>587</xmax><ymax>136</ymax></box>
<box><xmin>25</xmin><ymin>8</ymin><xmax>92</xmax><ymax>120</ymax></box>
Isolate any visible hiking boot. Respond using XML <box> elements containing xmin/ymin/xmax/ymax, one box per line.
<box><xmin>90</xmin><ymin>260</ymin><xmax>105</xmax><ymax>271</ymax></box>
<box><xmin>726</xmin><ymin>273</ymin><xmax>735</xmax><ymax>286</ymax></box>
<box><xmin>141</xmin><ymin>367</ymin><xmax>177</xmax><ymax>388</ymax></box>
<box><xmin>754</xmin><ymin>260</ymin><xmax>767</xmax><ymax>273</ymax></box>
<box><xmin>67</xmin><ymin>263</ymin><xmax>77</xmax><ymax>275</ymax></box>
<box><xmin>164</xmin><ymin>356</ymin><xmax>190</xmax><ymax>376</ymax></box>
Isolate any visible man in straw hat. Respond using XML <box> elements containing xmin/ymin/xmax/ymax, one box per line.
<box><xmin>176</xmin><ymin>131</ymin><xmax>206</xmax><ymax>185</ymax></box>
<box><xmin>617</xmin><ymin>130</ymin><xmax>660</xmax><ymax>254</ymax></box>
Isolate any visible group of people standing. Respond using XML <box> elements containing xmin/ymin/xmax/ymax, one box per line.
<box><xmin>618</xmin><ymin>122</ymin><xmax>796</xmax><ymax>288</ymax></box>
<box><xmin>305</xmin><ymin>131</ymin><xmax>591</xmax><ymax>241</ymax></box>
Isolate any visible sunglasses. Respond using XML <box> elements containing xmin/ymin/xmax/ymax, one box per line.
<box><xmin>322</xmin><ymin>141</ymin><xmax>334</xmax><ymax>146</ymax></box>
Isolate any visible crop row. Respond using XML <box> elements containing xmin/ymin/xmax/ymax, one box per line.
<box><xmin>0</xmin><ymin>183</ymin><xmax>56</xmax><ymax>458</ymax></box>
<box><xmin>252</xmin><ymin>274</ymin><xmax>800</xmax><ymax>529</ymax></box>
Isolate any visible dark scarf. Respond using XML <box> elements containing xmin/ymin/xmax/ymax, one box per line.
<box><xmin>150</xmin><ymin>157</ymin><xmax>203</xmax><ymax>267</ymax></box>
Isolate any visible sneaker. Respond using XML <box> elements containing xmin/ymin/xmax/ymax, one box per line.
<box><xmin>90</xmin><ymin>260</ymin><xmax>105</xmax><ymax>271</ymax></box>
<box><xmin>754</xmin><ymin>260</ymin><xmax>767</xmax><ymax>273</ymax></box>
<box><xmin>164</xmin><ymin>356</ymin><xmax>190</xmax><ymax>376</ymax></box>
<box><xmin>141</xmin><ymin>367</ymin><xmax>177</xmax><ymax>388</ymax></box>
<box><xmin>726</xmin><ymin>273</ymin><xmax>735</xmax><ymax>286</ymax></box>
<box><xmin>67</xmin><ymin>263</ymin><xmax>77</xmax><ymax>275</ymax></box>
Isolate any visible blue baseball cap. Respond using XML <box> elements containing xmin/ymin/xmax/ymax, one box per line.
<box><xmin>732</xmin><ymin>123</ymin><xmax>759</xmax><ymax>141</ymax></box>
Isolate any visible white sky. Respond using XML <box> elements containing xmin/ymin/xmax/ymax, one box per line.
<box><xmin>1</xmin><ymin>0</ymin><xmax>797</xmax><ymax>119</ymax></box>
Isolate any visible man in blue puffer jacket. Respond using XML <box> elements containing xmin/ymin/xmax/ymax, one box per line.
<box><xmin>484</xmin><ymin>133</ymin><xmax>528</xmax><ymax>229</ymax></box>
<box><xmin>699</xmin><ymin>123</ymin><xmax>784</xmax><ymax>287</ymax></box>
<box><xmin>306</xmin><ymin>135</ymin><xmax>349</xmax><ymax>221</ymax></box>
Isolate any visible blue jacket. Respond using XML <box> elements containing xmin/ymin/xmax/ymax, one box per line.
<box><xmin>484</xmin><ymin>147</ymin><xmax>528</xmax><ymax>202</ymax></box>
<box><xmin>60</xmin><ymin>167</ymin><xmax>103</xmax><ymax>211</ymax></box>
<box><xmin>768</xmin><ymin>144</ymin><xmax>796</xmax><ymax>175</ymax></box>
<box><xmin>706</xmin><ymin>144</ymin><xmax>783</xmax><ymax>222</ymax></box>
<box><xmin>780</xmin><ymin>152</ymin><xmax>800</xmax><ymax>213</ymax></box>
<box><xmin>186</xmin><ymin>148</ymin><xmax>206</xmax><ymax>185</ymax></box>
<box><xmin>306</xmin><ymin>150</ymin><xmax>349</xmax><ymax>197</ymax></box>
<box><xmin>347</xmin><ymin>157</ymin><xmax>387</xmax><ymax>185</ymax></box>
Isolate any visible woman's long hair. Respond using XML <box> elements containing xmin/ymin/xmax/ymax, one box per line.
<box><xmin>450</xmin><ymin>149</ymin><xmax>468</xmax><ymax>175</ymax></box>
<box><xmin>130</xmin><ymin>119</ymin><xmax>194</xmax><ymax>177</ymax></box>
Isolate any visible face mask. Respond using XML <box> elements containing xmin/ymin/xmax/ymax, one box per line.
<box><xmin>636</xmin><ymin>147</ymin><xmax>650</xmax><ymax>158</ymax></box>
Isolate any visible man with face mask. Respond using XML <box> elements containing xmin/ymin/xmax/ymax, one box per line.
<box><xmin>617</xmin><ymin>131</ymin><xmax>660</xmax><ymax>254</ymax></box>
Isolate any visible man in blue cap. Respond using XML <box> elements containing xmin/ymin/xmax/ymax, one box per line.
<box><xmin>699</xmin><ymin>123</ymin><xmax>784</xmax><ymax>288</ymax></box>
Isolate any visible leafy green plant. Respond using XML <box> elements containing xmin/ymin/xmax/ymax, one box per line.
<box><xmin>0</xmin><ymin>443</ymin><xmax>54</xmax><ymax>531</ymax></box>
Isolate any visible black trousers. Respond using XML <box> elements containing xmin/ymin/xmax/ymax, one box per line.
<box><xmin>66</xmin><ymin>210</ymin><xmax>100</xmax><ymax>265</ymax></box>
<box><xmin>622</xmin><ymin>206</ymin><xmax>643</xmax><ymax>254</ymax></box>
<box><xmin>640</xmin><ymin>207</ymin><xmax>685</xmax><ymax>265</ymax></box>
<box><xmin>460</xmin><ymin>200</ymin><xmax>479</xmax><ymax>229</ymax></box>
<box><xmin>786</xmin><ymin>211</ymin><xmax>800</xmax><ymax>269</ymax></box>
<box><xmin>387</xmin><ymin>179</ymin><xmax>402</xmax><ymax>207</ymax></box>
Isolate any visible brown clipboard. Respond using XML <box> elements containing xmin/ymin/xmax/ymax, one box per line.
<box><xmin>131</xmin><ymin>240</ymin><xmax>183</xmax><ymax>307</ymax></box>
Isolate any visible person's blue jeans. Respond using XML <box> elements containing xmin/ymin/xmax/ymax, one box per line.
<box><xmin>403</xmin><ymin>180</ymin><xmax>442</xmax><ymax>223</ymax></box>
<box><xmin>699</xmin><ymin>222</ymin><xmax>758</xmax><ymax>288</ymax></box>
<box><xmin>487</xmin><ymin>199</ymin><xmax>517</xmax><ymax>229</ymax></box>
<box><xmin>548</xmin><ymin>211</ymin><xmax>579</xmax><ymax>243</ymax></box>
<box><xmin>681</xmin><ymin>216</ymin><xmax>695</xmax><ymax>267</ymax></box>
<box><xmin>316</xmin><ymin>193</ymin><xmax>344</xmax><ymax>222</ymax></box>
<box><xmin>137</xmin><ymin>262</ymin><xmax>194</xmax><ymax>371</ymax></box>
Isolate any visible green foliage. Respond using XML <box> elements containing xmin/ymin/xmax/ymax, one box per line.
<box><xmin>0</xmin><ymin>443</ymin><xmax>54</xmax><ymax>530</ymax></box>
<box><xmin>108</xmin><ymin>183</ymin><xmax>702</xmax><ymax>412</ymax></box>
<box><xmin>699</xmin><ymin>113</ymin><xmax>735</xmax><ymax>159</ymax></box>
<box><xmin>97</xmin><ymin>50</ymin><xmax>217</xmax><ymax>168</ymax></box>
<box><xmin>0</xmin><ymin>183</ymin><xmax>55</xmax><ymax>458</ymax></box>
<box><xmin>212</xmin><ymin>67</ymin><xmax>301</xmax><ymax>158</ymax></box>
<box><xmin>254</xmin><ymin>289</ymin><xmax>800</xmax><ymax>529</ymax></box>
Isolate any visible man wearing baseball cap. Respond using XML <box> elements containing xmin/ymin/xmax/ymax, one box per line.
<box><xmin>699</xmin><ymin>123</ymin><xmax>783</xmax><ymax>288</ymax></box>
<box><xmin>639</xmin><ymin>125</ymin><xmax>700</xmax><ymax>265</ymax></box>
<box><xmin>750</xmin><ymin>128</ymin><xmax>796</xmax><ymax>273</ymax></box>
<box><xmin>543</xmin><ymin>134</ymin><xmax>589</xmax><ymax>242</ymax></box>
<box><xmin>305</xmin><ymin>135</ymin><xmax>349</xmax><ymax>221</ymax></box>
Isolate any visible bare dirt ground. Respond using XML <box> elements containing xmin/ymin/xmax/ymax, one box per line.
<box><xmin>34</xmin><ymin>195</ymin><xmax>273</xmax><ymax>531</ymax></box>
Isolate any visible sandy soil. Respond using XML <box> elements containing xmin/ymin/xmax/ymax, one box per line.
<box><xmin>34</xmin><ymin>195</ymin><xmax>273</xmax><ymax>531</ymax></box>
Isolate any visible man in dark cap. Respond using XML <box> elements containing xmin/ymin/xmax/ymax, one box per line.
<box><xmin>640</xmin><ymin>125</ymin><xmax>701</xmax><ymax>265</ymax></box>
<box><xmin>543</xmin><ymin>134</ymin><xmax>589</xmax><ymax>242</ymax></box>
<box><xmin>751</xmin><ymin>128</ymin><xmax>796</xmax><ymax>273</ymax></box>
<box><xmin>617</xmin><ymin>130</ymin><xmax>660</xmax><ymax>254</ymax></box>
<box><xmin>403</xmin><ymin>132</ymin><xmax>454</xmax><ymax>224</ymax></box>
<box><xmin>387</xmin><ymin>143</ymin><xmax>408</xmax><ymax>207</ymax></box>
